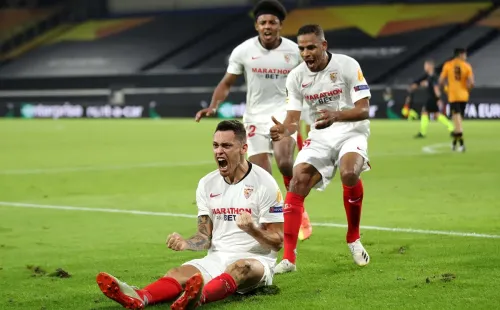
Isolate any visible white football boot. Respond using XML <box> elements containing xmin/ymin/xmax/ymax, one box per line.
<box><xmin>274</xmin><ymin>259</ymin><xmax>297</xmax><ymax>274</ymax></box>
<box><xmin>348</xmin><ymin>239</ymin><xmax>370</xmax><ymax>266</ymax></box>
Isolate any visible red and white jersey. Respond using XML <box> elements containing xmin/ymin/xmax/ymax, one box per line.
<box><xmin>286</xmin><ymin>53</ymin><xmax>371</xmax><ymax>134</ymax></box>
<box><xmin>227</xmin><ymin>36</ymin><xmax>301</xmax><ymax>123</ymax></box>
<box><xmin>196</xmin><ymin>163</ymin><xmax>284</xmax><ymax>259</ymax></box>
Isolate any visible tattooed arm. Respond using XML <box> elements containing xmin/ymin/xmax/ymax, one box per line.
<box><xmin>185</xmin><ymin>215</ymin><xmax>213</xmax><ymax>251</ymax></box>
<box><xmin>166</xmin><ymin>215</ymin><xmax>213</xmax><ymax>251</ymax></box>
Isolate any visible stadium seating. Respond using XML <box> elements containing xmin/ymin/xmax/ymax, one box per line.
<box><xmin>0</xmin><ymin>10</ymin><xmax>248</xmax><ymax>77</ymax></box>
<box><xmin>0</xmin><ymin>8</ymin><xmax>56</xmax><ymax>45</ymax></box>
<box><xmin>0</xmin><ymin>1</ymin><xmax>499</xmax><ymax>89</ymax></box>
<box><xmin>387</xmin><ymin>6</ymin><xmax>499</xmax><ymax>84</ymax></box>
<box><xmin>278</xmin><ymin>3</ymin><xmax>492</xmax><ymax>83</ymax></box>
<box><xmin>468</xmin><ymin>8</ymin><xmax>500</xmax><ymax>86</ymax></box>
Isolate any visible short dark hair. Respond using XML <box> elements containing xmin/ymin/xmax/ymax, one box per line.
<box><xmin>297</xmin><ymin>24</ymin><xmax>325</xmax><ymax>38</ymax></box>
<box><xmin>454</xmin><ymin>48</ymin><xmax>466</xmax><ymax>57</ymax></box>
<box><xmin>253</xmin><ymin>0</ymin><xmax>287</xmax><ymax>22</ymax></box>
<box><xmin>215</xmin><ymin>120</ymin><xmax>247</xmax><ymax>144</ymax></box>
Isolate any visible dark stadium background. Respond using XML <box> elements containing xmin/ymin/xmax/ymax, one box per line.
<box><xmin>0</xmin><ymin>0</ymin><xmax>499</xmax><ymax>120</ymax></box>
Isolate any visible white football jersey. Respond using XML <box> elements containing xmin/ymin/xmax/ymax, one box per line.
<box><xmin>286</xmin><ymin>53</ymin><xmax>371</xmax><ymax>133</ymax></box>
<box><xmin>227</xmin><ymin>36</ymin><xmax>301</xmax><ymax>123</ymax></box>
<box><xmin>196</xmin><ymin>163</ymin><xmax>284</xmax><ymax>260</ymax></box>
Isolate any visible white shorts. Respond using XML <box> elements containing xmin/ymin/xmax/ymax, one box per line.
<box><xmin>182</xmin><ymin>251</ymin><xmax>275</xmax><ymax>294</ymax></box>
<box><xmin>294</xmin><ymin>122</ymin><xmax>371</xmax><ymax>191</ymax></box>
<box><xmin>244</xmin><ymin>112</ymin><xmax>297</xmax><ymax>157</ymax></box>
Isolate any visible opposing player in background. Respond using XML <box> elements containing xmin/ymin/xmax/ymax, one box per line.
<box><xmin>195</xmin><ymin>0</ymin><xmax>312</xmax><ymax>240</ymax></box>
<box><xmin>270</xmin><ymin>24</ymin><xmax>371</xmax><ymax>273</ymax></box>
<box><xmin>439</xmin><ymin>48</ymin><xmax>474</xmax><ymax>152</ymax></box>
<box><xmin>412</xmin><ymin>60</ymin><xmax>454</xmax><ymax>138</ymax></box>
<box><xmin>96</xmin><ymin>120</ymin><xmax>284</xmax><ymax>310</ymax></box>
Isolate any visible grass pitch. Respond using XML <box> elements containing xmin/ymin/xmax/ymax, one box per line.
<box><xmin>1</xmin><ymin>119</ymin><xmax>499</xmax><ymax>309</ymax></box>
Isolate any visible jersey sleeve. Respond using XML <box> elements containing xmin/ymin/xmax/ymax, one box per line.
<box><xmin>257</xmin><ymin>179</ymin><xmax>285</xmax><ymax>224</ymax></box>
<box><xmin>466</xmin><ymin>63</ymin><xmax>474</xmax><ymax>80</ymax></box>
<box><xmin>439</xmin><ymin>62</ymin><xmax>449</xmax><ymax>80</ymax></box>
<box><xmin>195</xmin><ymin>178</ymin><xmax>211</xmax><ymax>219</ymax></box>
<box><xmin>344</xmin><ymin>57</ymin><xmax>371</xmax><ymax>103</ymax></box>
<box><xmin>226</xmin><ymin>44</ymin><xmax>245</xmax><ymax>75</ymax></box>
<box><xmin>286</xmin><ymin>71</ymin><xmax>303</xmax><ymax>111</ymax></box>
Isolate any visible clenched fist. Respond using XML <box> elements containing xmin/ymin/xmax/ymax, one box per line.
<box><xmin>236</xmin><ymin>211</ymin><xmax>257</xmax><ymax>233</ymax></box>
<box><xmin>166</xmin><ymin>232</ymin><xmax>188</xmax><ymax>251</ymax></box>
<box><xmin>315</xmin><ymin>109</ymin><xmax>340</xmax><ymax>129</ymax></box>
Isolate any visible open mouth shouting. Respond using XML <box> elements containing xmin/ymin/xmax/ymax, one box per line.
<box><xmin>217</xmin><ymin>157</ymin><xmax>229</xmax><ymax>173</ymax></box>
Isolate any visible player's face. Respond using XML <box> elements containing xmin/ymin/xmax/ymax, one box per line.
<box><xmin>213</xmin><ymin>130</ymin><xmax>247</xmax><ymax>177</ymax></box>
<box><xmin>297</xmin><ymin>33</ymin><xmax>327</xmax><ymax>72</ymax></box>
<box><xmin>424</xmin><ymin>62</ymin><xmax>434</xmax><ymax>73</ymax></box>
<box><xmin>255</xmin><ymin>14</ymin><xmax>281</xmax><ymax>46</ymax></box>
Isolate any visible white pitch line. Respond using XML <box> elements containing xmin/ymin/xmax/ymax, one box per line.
<box><xmin>0</xmin><ymin>201</ymin><xmax>499</xmax><ymax>239</ymax></box>
<box><xmin>422</xmin><ymin>143</ymin><xmax>450</xmax><ymax>154</ymax></box>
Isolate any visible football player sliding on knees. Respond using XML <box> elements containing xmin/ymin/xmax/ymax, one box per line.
<box><xmin>270</xmin><ymin>24</ymin><xmax>371</xmax><ymax>274</ymax></box>
<box><xmin>194</xmin><ymin>0</ymin><xmax>312</xmax><ymax>241</ymax></box>
<box><xmin>96</xmin><ymin>120</ymin><xmax>284</xmax><ymax>310</ymax></box>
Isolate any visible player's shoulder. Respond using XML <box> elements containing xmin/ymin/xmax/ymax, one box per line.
<box><xmin>331</xmin><ymin>53</ymin><xmax>360</xmax><ymax>67</ymax></box>
<box><xmin>249</xmin><ymin>164</ymin><xmax>280</xmax><ymax>190</ymax></box>
<box><xmin>198</xmin><ymin>169</ymin><xmax>221</xmax><ymax>187</ymax></box>
<box><xmin>288</xmin><ymin>61</ymin><xmax>308</xmax><ymax>77</ymax></box>
<box><xmin>231</xmin><ymin>37</ymin><xmax>258</xmax><ymax>54</ymax></box>
<box><xmin>442</xmin><ymin>59</ymin><xmax>452</xmax><ymax>68</ymax></box>
<box><xmin>280</xmin><ymin>37</ymin><xmax>298</xmax><ymax>49</ymax></box>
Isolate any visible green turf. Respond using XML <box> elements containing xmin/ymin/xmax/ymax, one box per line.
<box><xmin>0</xmin><ymin>119</ymin><xmax>499</xmax><ymax>310</ymax></box>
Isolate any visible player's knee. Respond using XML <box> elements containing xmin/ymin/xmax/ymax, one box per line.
<box><xmin>165</xmin><ymin>267</ymin><xmax>184</xmax><ymax>278</ymax></box>
<box><xmin>276</xmin><ymin>157</ymin><xmax>294</xmax><ymax>175</ymax></box>
<box><xmin>289</xmin><ymin>172</ymin><xmax>311</xmax><ymax>194</ymax></box>
<box><xmin>226</xmin><ymin>260</ymin><xmax>252</xmax><ymax>283</ymax></box>
<box><xmin>340</xmin><ymin>169</ymin><xmax>359</xmax><ymax>187</ymax></box>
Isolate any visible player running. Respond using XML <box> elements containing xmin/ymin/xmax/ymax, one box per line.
<box><xmin>96</xmin><ymin>120</ymin><xmax>284</xmax><ymax>309</ymax></box>
<box><xmin>439</xmin><ymin>48</ymin><xmax>474</xmax><ymax>152</ymax></box>
<box><xmin>195</xmin><ymin>0</ymin><xmax>312</xmax><ymax>240</ymax></box>
<box><xmin>412</xmin><ymin>59</ymin><xmax>454</xmax><ymax>138</ymax></box>
<box><xmin>270</xmin><ymin>24</ymin><xmax>371</xmax><ymax>274</ymax></box>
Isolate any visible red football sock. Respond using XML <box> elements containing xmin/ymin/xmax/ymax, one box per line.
<box><xmin>200</xmin><ymin>273</ymin><xmax>237</xmax><ymax>304</ymax></box>
<box><xmin>342</xmin><ymin>179</ymin><xmax>364</xmax><ymax>243</ymax></box>
<box><xmin>137</xmin><ymin>277</ymin><xmax>182</xmax><ymax>305</ymax></box>
<box><xmin>297</xmin><ymin>132</ymin><xmax>303</xmax><ymax>151</ymax></box>
<box><xmin>283</xmin><ymin>175</ymin><xmax>292</xmax><ymax>191</ymax></box>
<box><xmin>283</xmin><ymin>192</ymin><xmax>305</xmax><ymax>264</ymax></box>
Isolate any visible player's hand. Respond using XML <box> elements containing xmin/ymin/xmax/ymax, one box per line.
<box><xmin>315</xmin><ymin>109</ymin><xmax>340</xmax><ymax>129</ymax></box>
<box><xmin>236</xmin><ymin>211</ymin><xmax>258</xmax><ymax>234</ymax></box>
<box><xmin>166</xmin><ymin>232</ymin><xmax>188</xmax><ymax>251</ymax></box>
<box><xmin>270</xmin><ymin>116</ymin><xmax>286</xmax><ymax>141</ymax></box>
<box><xmin>437</xmin><ymin>99</ymin><xmax>444</xmax><ymax>110</ymax></box>
<box><xmin>195</xmin><ymin>107</ymin><xmax>216</xmax><ymax>122</ymax></box>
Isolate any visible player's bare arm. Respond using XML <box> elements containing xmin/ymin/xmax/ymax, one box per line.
<box><xmin>166</xmin><ymin>215</ymin><xmax>213</xmax><ymax>251</ymax></box>
<box><xmin>195</xmin><ymin>73</ymin><xmax>239</xmax><ymax>122</ymax></box>
<box><xmin>315</xmin><ymin>97</ymin><xmax>370</xmax><ymax>129</ymax></box>
<box><xmin>270</xmin><ymin>110</ymin><xmax>301</xmax><ymax>141</ymax></box>
<box><xmin>468</xmin><ymin>69</ymin><xmax>475</xmax><ymax>90</ymax></box>
<box><xmin>236</xmin><ymin>211</ymin><xmax>284</xmax><ymax>252</ymax></box>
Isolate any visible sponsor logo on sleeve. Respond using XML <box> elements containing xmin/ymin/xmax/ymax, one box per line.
<box><xmin>269</xmin><ymin>206</ymin><xmax>283</xmax><ymax>213</ymax></box>
<box><xmin>354</xmin><ymin>84</ymin><xmax>370</xmax><ymax>92</ymax></box>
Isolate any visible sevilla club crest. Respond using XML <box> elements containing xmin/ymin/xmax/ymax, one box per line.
<box><xmin>284</xmin><ymin>53</ymin><xmax>291</xmax><ymax>63</ymax></box>
<box><xmin>330</xmin><ymin>72</ymin><xmax>337</xmax><ymax>83</ymax></box>
<box><xmin>244</xmin><ymin>185</ymin><xmax>254</xmax><ymax>199</ymax></box>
